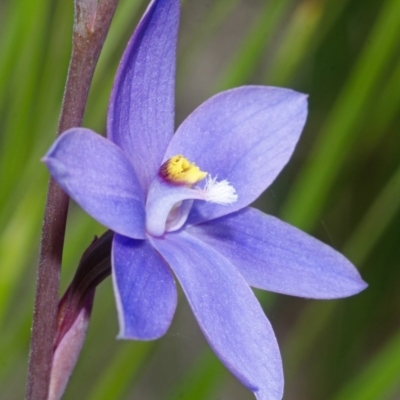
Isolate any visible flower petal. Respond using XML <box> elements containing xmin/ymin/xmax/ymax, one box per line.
<box><xmin>108</xmin><ymin>0</ymin><xmax>180</xmax><ymax>192</ymax></box>
<box><xmin>164</xmin><ymin>86</ymin><xmax>308</xmax><ymax>225</ymax></box>
<box><xmin>43</xmin><ymin>128</ymin><xmax>146</xmax><ymax>239</ymax></box>
<box><xmin>188</xmin><ymin>207</ymin><xmax>367</xmax><ymax>299</ymax></box>
<box><xmin>112</xmin><ymin>234</ymin><xmax>177</xmax><ymax>339</ymax></box>
<box><xmin>150</xmin><ymin>231</ymin><xmax>283</xmax><ymax>400</ymax></box>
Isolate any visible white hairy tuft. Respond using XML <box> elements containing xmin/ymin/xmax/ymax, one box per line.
<box><xmin>202</xmin><ymin>176</ymin><xmax>238</xmax><ymax>205</ymax></box>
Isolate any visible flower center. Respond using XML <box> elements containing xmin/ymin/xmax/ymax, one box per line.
<box><xmin>146</xmin><ymin>155</ymin><xmax>237</xmax><ymax>236</ymax></box>
<box><xmin>159</xmin><ymin>155</ymin><xmax>207</xmax><ymax>185</ymax></box>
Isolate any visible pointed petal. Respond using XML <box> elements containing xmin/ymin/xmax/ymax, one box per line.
<box><xmin>150</xmin><ymin>231</ymin><xmax>283</xmax><ymax>400</ymax></box>
<box><xmin>188</xmin><ymin>207</ymin><xmax>367</xmax><ymax>299</ymax></box>
<box><xmin>43</xmin><ymin>128</ymin><xmax>146</xmax><ymax>239</ymax></box>
<box><xmin>108</xmin><ymin>0</ymin><xmax>180</xmax><ymax>192</ymax></box>
<box><xmin>164</xmin><ymin>86</ymin><xmax>308</xmax><ymax>225</ymax></box>
<box><xmin>112</xmin><ymin>234</ymin><xmax>177</xmax><ymax>340</ymax></box>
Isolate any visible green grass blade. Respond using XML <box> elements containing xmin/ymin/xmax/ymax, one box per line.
<box><xmin>0</xmin><ymin>0</ymin><xmax>53</xmax><ymax>206</ymax></box>
<box><xmin>281</xmin><ymin>0</ymin><xmax>400</xmax><ymax>230</ymax></box>
<box><xmin>344</xmin><ymin>165</ymin><xmax>400</xmax><ymax>264</ymax></box>
<box><xmin>166</xmin><ymin>349</ymin><xmax>226</xmax><ymax>400</ymax></box>
<box><xmin>369</xmin><ymin>57</ymin><xmax>400</xmax><ymax>139</ymax></box>
<box><xmin>266</xmin><ymin>0</ymin><xmax>323</xmax><ymax>86</ymax></box>
<box><xmin>330</xmin><ymin>329</ymin><xmax>400</xmax><ymax>400</ymax></box>
<box><xmin>283</xmin><ymin>161</ymin><xmax>400</xmax><ymax>378</ymax></box>
<box><xmin>216</xmin><ymin>0</ymin><xmax>293</xmax><ymax>91</ymax></box>
<box><xmin>179</xmin><ymin>0</ymin><xmax>240</xmax><ymax>73</ymax></box>
<box><xmin>86</xmin><ymin>342</ymin><xmax>155</xmax><ymax>400</ymax></box>
<box><xmin>0</xmin><ymin>189</ymin><xmax>44</xmax><ymax>326</ymax></box>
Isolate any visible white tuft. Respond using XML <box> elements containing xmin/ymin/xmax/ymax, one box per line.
<box><xmin>202</xmin><ymin>176</ymin><xmax>238</xmax><ymax>205</ymax></box>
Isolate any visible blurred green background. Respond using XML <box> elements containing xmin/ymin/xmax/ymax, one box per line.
<box><xmin>1</xmin><ymin>0</ymin><xmax>400</xmax><ymax>399</ymax></box>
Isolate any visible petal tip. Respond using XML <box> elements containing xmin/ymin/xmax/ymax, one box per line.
<box><xmin>341</xmin><ymin>261</ymin><xmax>369</xmax><ymax>297</ymax></box>
<box><xmin>352</xmin><ymin>278</ymin><xmax>368</xmax><ymax>295</ymax></box>
<box><xmin>328</xmin><ymin>273</ymin><xmax>368</xmax><ymax>299</ymax></box>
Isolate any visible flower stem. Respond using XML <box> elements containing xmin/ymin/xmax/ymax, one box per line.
<box><xmin>25</xmin><ymin>2</ymin><xmax>119</xmax><ymax>399</ymax></box>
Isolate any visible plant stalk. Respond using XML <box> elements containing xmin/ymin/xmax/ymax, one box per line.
<box><xmin>26</xmin><ymin>1</ymin><xmax>119</xmax><ymax>399</ymax></box>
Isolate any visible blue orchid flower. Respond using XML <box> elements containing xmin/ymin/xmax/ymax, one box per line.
<box><xmin>43</xmin><ymin>0</ymin><xmax>367</xmax><ymax>398</ymax></box>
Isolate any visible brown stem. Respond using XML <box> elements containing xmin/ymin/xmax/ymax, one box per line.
<box><xmin>26</xmin><ymin>1</ymin><xmax>119</xmax><ymax>399</ymax></box>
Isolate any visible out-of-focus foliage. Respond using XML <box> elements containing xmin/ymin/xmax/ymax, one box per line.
<box><xmin>1</xmin><ymin>0</ymin><xmax>399</xmax><ymax>399</ymax></box>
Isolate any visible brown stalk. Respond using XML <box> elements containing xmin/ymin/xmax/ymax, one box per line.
<box><xmin>26</xmin><ymin>1</ymin><xmax>119</xmax><ymax>399</ymax></box>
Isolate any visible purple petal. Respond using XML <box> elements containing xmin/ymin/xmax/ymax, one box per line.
<box><xmin>164</xmin><ymin>86</ymin><xmax>308</xmax><ymax>225</ymax></box>
<box><xmin>112</xmin><ymin>234</ymin><xmax>177</xmax><ymax>339</ymax></box>
<box><xmin>43</xmin><ymin>128</ymin><xmax>146</xmax><ymax>239</ymax></box>
<box><xmin>188</xmin><ymin>207</ymin><xmax>367</xmax><ymax>299</ymax></box>
<box><xmin>151</xmin><ymin>231</ymin><xmax>283</xmax><ymax>400</ymax></box>
<box><xmin>108</xmin><ymin>0</ymin><xmax>180</xmax><ymax>192</ymax></box>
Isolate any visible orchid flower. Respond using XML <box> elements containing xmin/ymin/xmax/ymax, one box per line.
<box><xmin>43</xmin><ymin>0</ymin><xmax>367</xmax><ymax>398</ymax></box>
